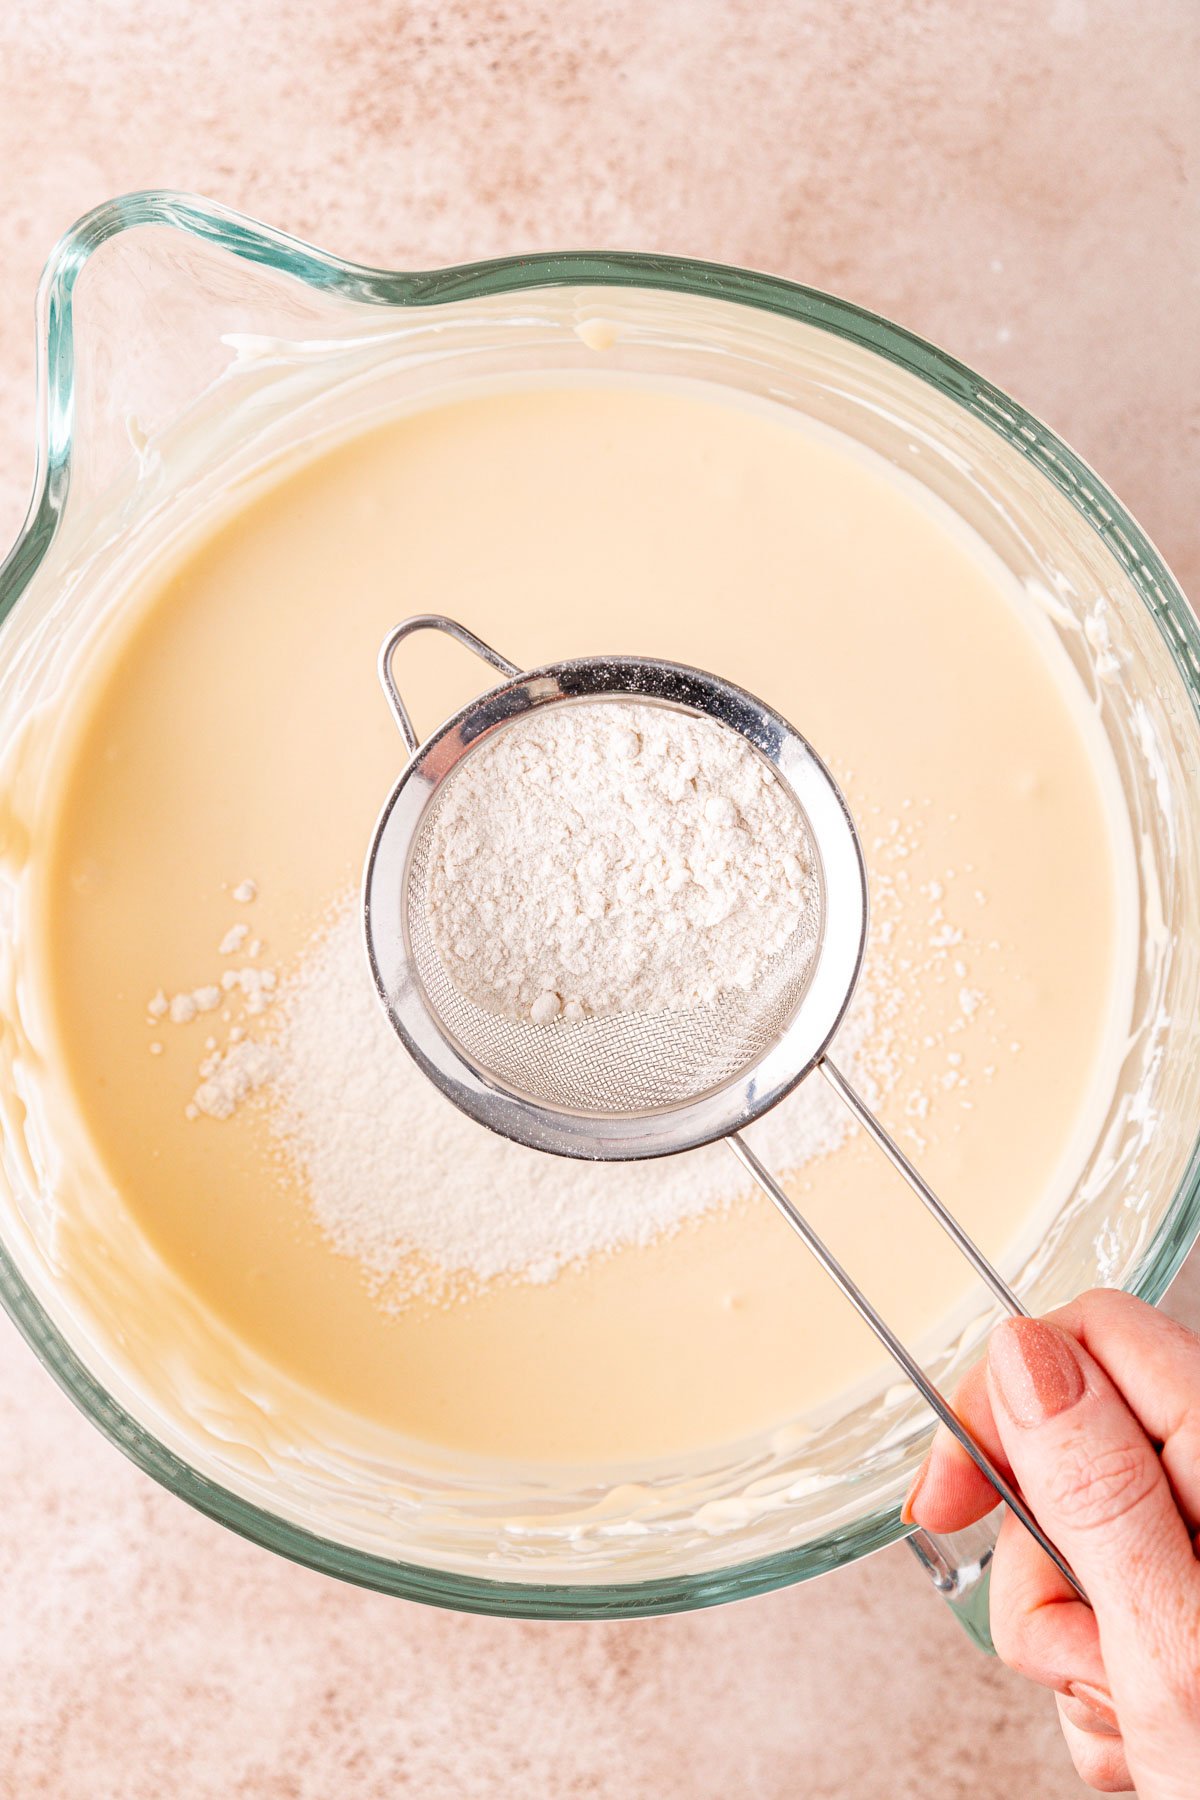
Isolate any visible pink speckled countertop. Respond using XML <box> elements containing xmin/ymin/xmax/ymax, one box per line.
<box><xmin>0</xmin><ymin>4</ymin><xmax>1197</xmax><ymax>1795</ymax></box>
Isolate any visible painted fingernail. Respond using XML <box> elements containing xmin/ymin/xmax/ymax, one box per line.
<box><xmin>1066</xmin><ymin>1680</ymin><xmax>1119</xmax><ymax>1732</ymax></box>
<box><xmin>901</xmin><ymin>1459</ymin><xmax>928</xmax><ymax>1526</ymax></box>
<box><xmin>990</xmin><ymin>1318</ymin><xmax>1085</xmax><ymax>1428</ymax></box>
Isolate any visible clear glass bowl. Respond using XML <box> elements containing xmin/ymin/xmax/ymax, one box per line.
<box><xmin>1</xmin><ymin>192</ymin><xmax>1199</xmax><ymax>1620</ymax></box>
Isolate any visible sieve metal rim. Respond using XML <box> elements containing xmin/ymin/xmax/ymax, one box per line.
<box><xmin>363</xmin><ymin>650</ymin><xmax>869</xmax><ymax>1162</ymax></box>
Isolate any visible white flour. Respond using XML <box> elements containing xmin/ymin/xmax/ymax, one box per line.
<box><xmin>193</xmin><ymin>1037</ymin><xmax>280</xmax><ymax>1122</ymax></box>
<box><xmin>424</xmin><ymin>702</ymin><xmax>817</xmax><ymax>1022</ymax></box>
<box><xmin>265</xmin><ymin>898</ymin><xmax>871</xmax><ymax>1300</ymax></box>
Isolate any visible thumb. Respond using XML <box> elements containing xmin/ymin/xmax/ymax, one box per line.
<box><xmin>986</xmin><ymin>1316</ymin><xmax>1197</xmax><ymax>1643</ymax></box>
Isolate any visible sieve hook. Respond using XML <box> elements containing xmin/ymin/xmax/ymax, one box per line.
<box><xmin>379</xmin><ymin>614</ymin><xmax>521</xmax><ymax>755</ymax></box>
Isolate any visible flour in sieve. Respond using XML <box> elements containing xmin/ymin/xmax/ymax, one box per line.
<box><xmin>263</xmin><ymin>897</ymin><xmax>874</xmax><ymax>1302</ymax></box>
<box><xmin>423</xmin><ymin>702</ymin><xmax>818</xmax><ymax>1023</ymax></box>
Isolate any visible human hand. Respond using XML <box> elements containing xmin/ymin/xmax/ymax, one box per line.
<box><xmin>903</xmin><ymin>1291</ymin><xmax>1200</xmax><ymax>1796</ymax></box>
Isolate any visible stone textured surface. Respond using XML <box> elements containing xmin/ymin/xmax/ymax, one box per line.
<box><xmin>0</xmin><ymin>2</ymin><xmax>1197</xmax><ymax>1794</ymax></box>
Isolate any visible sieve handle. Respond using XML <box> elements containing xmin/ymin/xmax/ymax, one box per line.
<box><xmin>379</xmin><ymin>614</ymin><xmax>521</xmax><ymax>754</ymax></box>
<box><xmin>818</xmin><ymin>1057</ymin><xmax>1028</xmax><ymax>1320</ymax></box>
<box><xmin>726</xmin><ymin>1132</ymin><xmax>1089</xmax><ymax>1606</ymax></box>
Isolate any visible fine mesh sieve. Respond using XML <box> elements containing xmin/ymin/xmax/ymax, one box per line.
<box><xmin>363</xmin><ymin>613</ymin><xmax>1086</xmax><ymax>1601</ymax></box>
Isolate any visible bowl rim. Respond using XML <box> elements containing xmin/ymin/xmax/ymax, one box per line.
<box><xmin>2</xmin><ymin>189</ymin><xmax>1199</xmax><ymax>1619</ymax></box>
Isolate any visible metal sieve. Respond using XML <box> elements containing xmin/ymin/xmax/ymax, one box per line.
<box><xmin>364</xmin><ymin>613</ymin><xmax>1085</xmax><ymax>1601</ymax></box>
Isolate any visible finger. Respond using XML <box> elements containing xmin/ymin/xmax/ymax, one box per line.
<box><xmin>905</xmin><ymin>1290</ymin><xmax>1200</xmax><ymax>1534</ymax></box>
<box><xmin>1043</xmin><ymin>1290</ymin><xmax>1200</xmax><ymax>1528</ymax></box>
<box><xmin>903</xmin><ymin>1356</ymin><xmax>1009</xmax><ymax>1529</ymax></box>
<box><xmin>989</xmin><ymin>1505</ymin><xmax>1106</xmax><ymax>1692</ymax></box>
<box><xmin>987</xmin><ymin>1317</ymin><xmax>1199</xmax><ymax>1649</ymax></box>
<box><xmin>1055</xmin><ymin>1697</ymin><xmax>1133</xmax><ymax>1793</ymax></box>
<box><xmin>901</xmin><ymin>1434</ymin><xmax>996</xmax><ymax>1531</ymax></box>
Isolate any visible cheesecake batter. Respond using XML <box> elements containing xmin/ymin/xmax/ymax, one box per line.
<box><xmin>35</xmin><ymin>380</ymin><xmax>1133</xmax><ymax>1466</ymax></box>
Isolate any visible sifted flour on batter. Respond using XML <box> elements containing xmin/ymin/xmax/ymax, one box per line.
<box><xmin>424</xmin><ymin>701</ymin><xmax>818</xmax><ymax>1023</ymax></box>
<box><xmin>166</xmin><ymin>788</ymin><xmax>1001</xmax><ymax>1303</ymax></box>
<box><xmin>265</xmin><ymin>896</ymin><xmax>872</xmax><ymax>1300</ymax></box>
<box><xmin>165</xmin><ymin>786</ymin><xmax>999</xmax><ymax>1304</ymax></box>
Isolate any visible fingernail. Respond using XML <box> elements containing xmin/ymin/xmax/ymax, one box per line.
<box><xmin>990</xmin><ymin>1318</ymin><xmax>1085</xmax><ymax>1428</ymax></box>
<box><xmin>1066</xmin><ymin>1681</ymin><xmax>1119</xmax><ymax>1731</ymax></box>
<box><xmin>900</xmin><ymin>1459</ymin><xmax>928</xmax><ymax>1526</ymax></box>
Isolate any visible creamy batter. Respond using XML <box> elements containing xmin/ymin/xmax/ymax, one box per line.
<box><xmin>35</xmin><ymin>381</ymin><xmax>1131</xmax><ymax>1466</ymax></box>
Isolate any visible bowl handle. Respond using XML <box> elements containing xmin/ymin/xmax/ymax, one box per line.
<box><xmin>907</xmin><ymin>1513</ymin><xmax>1002</xmax><ymax>1652</ymax></box>
<box><xmin>4</xmin><ymin>191</ymin><xmax>421</xmax><ymax>613</ymax></box>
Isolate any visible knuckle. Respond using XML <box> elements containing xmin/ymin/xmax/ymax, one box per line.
<box><xmin>1046</xmin><ymin>1439</ymin><xmax>1158</xmax><ymax>1535</ymax></box>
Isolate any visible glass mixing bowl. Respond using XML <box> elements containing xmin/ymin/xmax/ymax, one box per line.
<box><xmin>1</xmin><ymin>193</ymin><xmax>1199</xmax><ymax>1625</ymax></box>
